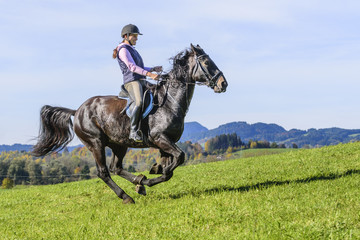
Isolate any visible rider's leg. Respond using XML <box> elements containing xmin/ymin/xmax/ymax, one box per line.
<box><xmin>124</xmin><ymin>80</ymin><xmax>144</xmax><ymax>142</ymax></box>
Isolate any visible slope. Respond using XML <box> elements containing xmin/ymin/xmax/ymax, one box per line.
<box><xmin>1</xmin><ymin>142</ymin><xmax>359</xmax><ymax>239</ymax></box>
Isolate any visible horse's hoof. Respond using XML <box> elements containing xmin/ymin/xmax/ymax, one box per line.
<box><xmin>135</xmin><ymin>184</ymin><xmax>147</xmax><ymax>196</ymax></box>
<box><xmin>123</xmin><ymin>197</ymin><xmax>135</xmax><ymax>204</ymax></box>
<box><xmin>149</xmin><ymin>163</ymin><xmax>163</xmax><ymax>174</ymax></box>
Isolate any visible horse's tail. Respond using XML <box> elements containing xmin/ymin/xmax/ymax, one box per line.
<box><xmin>32</xmin><ymin>105</ymin><xmax>76</xmax><ymax>157</ymax></box>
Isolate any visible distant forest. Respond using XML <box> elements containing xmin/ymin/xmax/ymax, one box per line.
<box><xmin>1</xmin><ymin>133</ymin><xmax>299</xmax><ymax>188</ymax></box>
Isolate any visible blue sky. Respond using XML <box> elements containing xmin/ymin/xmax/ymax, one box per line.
<box><xmin>1</xmin><ymin>0</ymin><xmax>359</xmax><ymax>145</ymax></box>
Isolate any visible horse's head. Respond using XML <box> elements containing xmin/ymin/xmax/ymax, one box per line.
<box><xmin>190</xmin><ymin>44</ymin><xmax>228</xmax><ymax>93</ymax></box>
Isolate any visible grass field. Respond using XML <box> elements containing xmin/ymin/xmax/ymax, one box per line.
<box><xmin>231</xmin><ymin>148</ymin><xmax>294</xmax><ymax>159</ymax></box>
<box><xmin>1</xmin><ymin>142</ymin><xmax>359</xmax><ymax>239</ymax></box>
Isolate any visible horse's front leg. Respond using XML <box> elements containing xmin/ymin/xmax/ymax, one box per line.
<box><xmin>142</xmin><ymin>135</ymin><xmax>184</xmax><ymax>187</ymax></box>
<box><xmin>149</xmin><ymin>150</ymin><xmax>172</xmax><ymax>174</ymax></box>
<box><xmin>109</xmin><ymin>145</ymin><xmax>148</xmax><ymax>195</ymax></box>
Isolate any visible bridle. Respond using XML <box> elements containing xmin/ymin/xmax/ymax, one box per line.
<box><xmin>155</xmin><ymin>53</ymin><xmax>223</xmax><ymax>88</ymax></box>
<box><xmin>150</xmin><ymin>52</ymin><xmax>225</xmax><ymax>115</ymax></box>
<box><xmin>193</xmin><ymin>54</ymin><xmax>224</xmax><ymax>89</ymax></box>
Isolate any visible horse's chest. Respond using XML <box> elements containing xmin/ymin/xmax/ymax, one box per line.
<box><xmin>149</xmin><ymin>114</ymin><xmax>184</xmax><ymax>140</ymax></box>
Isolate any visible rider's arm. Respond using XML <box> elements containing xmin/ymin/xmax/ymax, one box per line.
<box><xmin>118</xmin><ymin>47</ymin><xmax>151</xmax><ymax>76</ymax></box>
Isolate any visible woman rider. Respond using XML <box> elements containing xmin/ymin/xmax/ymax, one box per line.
<box><xmin>113</xmin><ymin>24</ymin><xmax>162</xmax><ymax>142</ymax></box>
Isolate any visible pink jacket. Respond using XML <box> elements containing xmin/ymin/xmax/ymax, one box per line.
<box><xmin>117</xmin><ymin>43</ymin><xmax>151</xmax><ymax>76</ymax></box>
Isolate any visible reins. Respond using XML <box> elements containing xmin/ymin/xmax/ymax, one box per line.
<box><xmin>146</xmin><ymin>52</ymin><xmax>223</xmax><ymax>115</ymax></box>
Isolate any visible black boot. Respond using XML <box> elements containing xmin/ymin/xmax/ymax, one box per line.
<box><xmin>129</xmin><ymin>105</ymin><xmax>143</xmax><ymax>142</ymax></box>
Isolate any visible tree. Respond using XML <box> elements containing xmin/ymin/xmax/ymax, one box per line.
<box><xmin>279</xmin><ymin>143</ymin><xmax>286</xmax><ymax>148</ymax></box>
<box><xmin>257</xmin><ymin>140</ymin><xmax>270</xmax><ymax>148</ymax></box>
<box><xmin>204</xmin><ymin>141</ymin><xmax>211</xmax><ymax>153</ymax></box>
<box><xmin>204</xmin><ymin>133</ymin><xmax>242</xmax><ymax>154</ymax></box>
<box><xmin>74</xmin><ymin>166</ymin><xmax>81</xmax><ymax>174</ymax></box>
<box><xmin>292</xmin><ymin>143</ymin><xmax>298</xmax><ymax>149</ymax></box>
<box><xmin>226</xmin><ymin>147</ymin><xmax>233</xmax><ymax>153</ymax></box>
<box><xmin>1</xmin><ymin>178</ymin><xmax>14</xmax><ymax>189</ymax></box>
<box><xmin>26</xmin><ymin>160</ymin><xmax>42</xmax><ymax>185</ymax></box>
<box><xmin>80</xmin><ymin>165</ymin><xmax>91</xmax><ymax>180</ymax></box>
<box><xmin>0</xmin><ymin>160</ymin><xmax>10</xmax><ymax>183</ymax></box>
<box><xmin>7</xmin><ymin>159</ymin><xmax>29</xmax><ymax>185</ymax></box>
<box><xmin>270</xmin><ymin>142</ymin><xmax>278</xmax><ymax>148</ymax></box>
<box><xmin>48</xmin><ymin>167</ymin><xmax>61</xmax><ymax>184</ymax></box>
<box><xmin>250</xmin><ymin>141</ymin><xmax>257</xmax><ymax>149</ymax></box>
<box><xmin>177</xmin><ymin>141</ymin><xmax>204</xmax><ymax>162</ymax></box>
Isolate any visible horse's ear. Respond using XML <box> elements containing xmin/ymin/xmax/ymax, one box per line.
<box><xmin>190</xmin><ymin>43</ymin><xmax>196</xmax><ymax>53</ymax></box>
<box><xmin>196</xmin><ymin>44</ymin><xmax>204</xmax><ymax>51</ymax></box>
<box><xmin>191</xmin><ymin>43</ymin><xmax>203</xmax><ymax>55</ymax></box>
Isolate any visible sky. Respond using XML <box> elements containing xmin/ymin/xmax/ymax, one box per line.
<box><xmin>0</xmin><ymin>0</ymin><xmax>359</xmax><ymax>145</ymax></box>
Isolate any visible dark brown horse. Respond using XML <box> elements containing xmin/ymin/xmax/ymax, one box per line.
<box><xmin>32</xmin><ymin>44</ymin><xmax>228</xmax><ymax>204</ymax></box>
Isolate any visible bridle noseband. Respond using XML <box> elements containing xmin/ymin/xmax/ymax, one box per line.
<box><xmin>194</xmin><ymin>54</ymin><xmax>224</xmax><ymax>88</ymax></box>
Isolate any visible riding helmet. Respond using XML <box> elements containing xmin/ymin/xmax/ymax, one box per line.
<box><xmin>121</xmin><ymin>24</ymin><xmax>143</xmax><ymax>38</ymax></box>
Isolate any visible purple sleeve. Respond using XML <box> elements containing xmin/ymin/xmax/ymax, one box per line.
<box><xmin>118</xmin><ymin>48</ymin><xmax>151</xmax><ymax>76</ymax></box>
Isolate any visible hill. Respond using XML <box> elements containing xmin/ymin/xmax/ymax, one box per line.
<box><xmin>1</xmin><ymin>142</ymin><xmax>359</xmax><ymax>239</ymax></box>
<box><xmin>181</xmin><ymin>121</ymin><xmax>360</xmax><ymax>147</ymax></box>
<box><xmin>179</xmin><ymin>121</ymin><xmax>208</xmax><ymax>141</ymax></box>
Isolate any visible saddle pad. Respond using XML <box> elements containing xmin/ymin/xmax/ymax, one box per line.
<box><xmin>119</xmin><ymin>91</ymin><xmax>154</xmax><ymax>119</ymax></box>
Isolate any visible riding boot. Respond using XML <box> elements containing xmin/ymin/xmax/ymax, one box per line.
<box><xmin>129</xmin><ymin>105</ymin><xmax>143</xmax><ymax>142</ymax></box>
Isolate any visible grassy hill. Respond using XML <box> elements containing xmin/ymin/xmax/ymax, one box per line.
<box><xmin>1</xmin><ymin>142</ymin><xmax>359</xmax><ymax>239</ymax></box>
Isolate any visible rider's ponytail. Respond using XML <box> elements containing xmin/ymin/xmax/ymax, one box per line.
<box><xmin>112</xmin><ymin>47</ymin><xmax>117</xmax><ymax>59</ymax></box>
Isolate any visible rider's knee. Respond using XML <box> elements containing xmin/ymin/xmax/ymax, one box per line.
<box><xmin>135</xmin><ymin>99</ymin><xmax>143</xmax><ymax>107</ymax></box>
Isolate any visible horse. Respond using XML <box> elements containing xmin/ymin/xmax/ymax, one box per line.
<box><xmin>32</xmin><ymin>44</ymin><xmax>228</xmax><ymax>204</ymax></box>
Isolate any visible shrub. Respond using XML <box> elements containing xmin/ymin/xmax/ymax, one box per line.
<box><xmin>1</xmin><ymin>178</ymin><xmax>14</xmax><ymax>189</ymax></box>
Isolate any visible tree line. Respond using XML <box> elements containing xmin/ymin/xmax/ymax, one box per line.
<box><xmin>0</xmin><ymin>146</ymin><xmax>163</xmax><ymax>188</ymax></box>
<box><xmin>1</xmin><ymin>133</ymin><xmax>296</xmax><ymax>188</ymax></box>
<box><xmin>0</xmin><ymin>148</ymin><xmax>96</xmax><ymax>188</ymax></box>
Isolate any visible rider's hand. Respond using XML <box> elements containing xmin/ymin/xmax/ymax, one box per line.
<box><xmin>151</xmin><ymin>66</ymin><xmax>163</xmax><ymax>73</ymax></box>
<box><xmin>146</xmin><ymin>72</ymin><xmax>160</xmax><ymax>80</ymax></box>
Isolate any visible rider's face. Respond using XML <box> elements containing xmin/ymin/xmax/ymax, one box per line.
<box><xmin>128</xmin><ymin>34</ymin><xmax>138</xmax><ymax>45</ymax></box>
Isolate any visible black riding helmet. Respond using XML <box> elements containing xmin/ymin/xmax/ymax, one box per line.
<box><xmin>121</xmin><ymin>24</ymin><xmax>143</xmax><ymax>38</ymax></box>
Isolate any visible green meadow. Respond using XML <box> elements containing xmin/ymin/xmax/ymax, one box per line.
<box><xmin>1</xmin><ymin>142</ymin><xmax>359</xmax><ymax>239</ymax></box>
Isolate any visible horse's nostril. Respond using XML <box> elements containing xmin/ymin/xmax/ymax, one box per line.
<box><xmin>221</xmin><ymin>82</ymin><xmax>228</xmax><ymax>90</ymax></box>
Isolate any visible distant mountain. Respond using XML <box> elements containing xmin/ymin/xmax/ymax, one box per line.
<box><xmin>181</xmin><ymin>121</ymin><xmax>360</xmax><ymax>147</ymax></box>
<box><xmin>182</xmin><ymin>121</ymin><xmax>287</xmax><ymax>143</ymax></box>
<box><xmin>179</xmin><ymin>121</ymin><xmax>208</xmax><ymax>142</ymax></box>
<box><xmin>0</xmin><ymin>144</ymin><xmax>83</xmax><ymax>153</ymax></box>
<box><xmin>0</xmin><ymin>144</ymin><xmax>33</xmax><ymax>152</ymax></box>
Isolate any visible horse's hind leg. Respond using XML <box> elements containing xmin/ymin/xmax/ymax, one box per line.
<box><xmin>90</xmin><ymin>142</ymin><xmax>135</xmax><ymax>204</ymax></box>
<box><xmin>109</xmin><ymin>145</ymin><xmax>147</xmax><ymax>195</ymax></box>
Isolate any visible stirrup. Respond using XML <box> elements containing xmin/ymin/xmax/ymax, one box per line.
<box><xmin>130</xmin><ymin>130</ymin><xmax>143</xmax><ymax>142</ymax></box>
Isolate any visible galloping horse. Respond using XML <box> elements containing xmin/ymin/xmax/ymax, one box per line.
<box><xmin>32</xmin><ymin>44</ymin><xmax>228</xmax><ymax>204</ymax></box>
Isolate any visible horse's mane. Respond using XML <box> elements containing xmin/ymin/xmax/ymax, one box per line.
<box><xmin>162</xmin><ymin>48</ymin><xmax>194</xmax><ymax>81</ymax></box>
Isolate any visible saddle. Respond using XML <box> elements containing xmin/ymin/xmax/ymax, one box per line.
<box><xmin>118</xmin><ymin>84</ymin><xmax>154</xmax><ymax>119</ymax></box>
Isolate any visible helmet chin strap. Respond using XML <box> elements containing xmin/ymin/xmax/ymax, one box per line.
<box><xmin>126</xmin><ymin>34</ymin><xmax>133</xmax><ymax>46</ymax></box>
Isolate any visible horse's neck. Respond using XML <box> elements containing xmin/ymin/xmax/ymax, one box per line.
<box><xmin>165</xmin><ymin>78</ymin><xmax>195</xmax><ymax>117</ymax></box>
